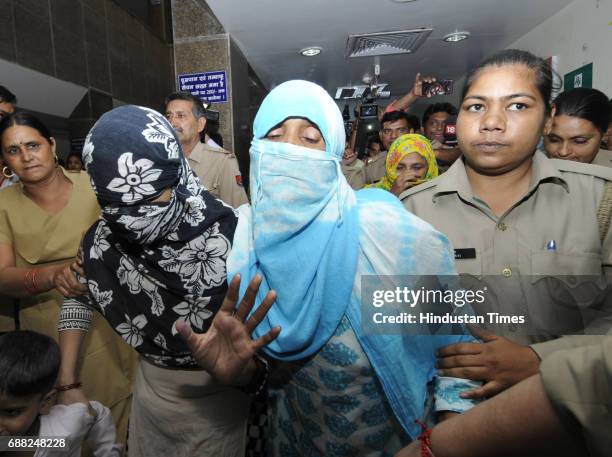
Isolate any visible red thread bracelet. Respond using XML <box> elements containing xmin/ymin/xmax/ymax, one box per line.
<box><xmin>55</xmin><ymin>382</ymin><xmax>82</xmax><ymax>392</ymax></box>
<box><xmin>24</xmin><ymin>268</ymin><xmax>40</xmax><ymax>294</ymax></box>
<box><xmin>415</xmin><ymin>419</ymin><xmax>435</xmax><ymax>457</ymax></box>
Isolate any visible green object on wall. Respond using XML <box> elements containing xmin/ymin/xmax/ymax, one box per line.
<box><xmin>563</xmin><ymin>63</ymin><xmax>593</xmax><ymax>90</ymax></box>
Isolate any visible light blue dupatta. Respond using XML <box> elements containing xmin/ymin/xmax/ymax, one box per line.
<box><xmin>228</xmin><ymin>80</ymin><xmax>477</xmax><ymax>439</ymax></box>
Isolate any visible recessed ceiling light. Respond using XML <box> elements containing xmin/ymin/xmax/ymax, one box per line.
<box><xmin>300</xmin><ymin>47</ymin><xmax>322</xmax><ymax>57</ymax></box>
<box><xmin>443</xmin><ymin>31</ymin><xmax>470</xmax><ymax>42</ymax></box>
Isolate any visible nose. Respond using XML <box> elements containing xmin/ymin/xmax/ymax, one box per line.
<box><xmin>557</xmin><ymin>141</ymin><xmax>571</xmax><ymax>157</ymax></box>
<box><xmin>480</xmin><ymin>105</ymin><xmax>506</xmax><ymax>133</ymax></box>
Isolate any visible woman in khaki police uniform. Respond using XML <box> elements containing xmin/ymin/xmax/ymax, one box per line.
<box><xmin>544</xmin><ymin>87</ymin><xmax>612</xmax><ymax>167</ymax></box>
<box><xmin>401</xmin><ymin>49</ymin><xmax>612</xmax><ymax>400</ymax></box>
<box><xmin>0</xmin><ymin>111</ymin><xmax>136</xmax><ymax>444</ymax></box>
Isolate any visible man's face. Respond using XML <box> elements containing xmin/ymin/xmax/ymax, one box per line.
<box><xmin>0</xmin><ymin>393</ymin><xmax>43</xmax><ymax>436</ymax></box>
<box><xmin>0</xmin><ymin>101</ymin><xmax>15</xmax><ymax>121</ymax></box>
<box><xmin>368</xmin><ymin>142</ymin><xmax>382</xmax><ymax>157</ymax></box>
<box><xmin>424</xmin><ymin>111</ymin><xmax>450</xmax><ymax>144</ymax></box>
<box><xmin>165</xmin><ymin>100</ymin><xmax>205</xmax><ymax>145</ymax></box>
<box><xmin>380</xmin><ymin>119</ymin><xmax>410</xmax><ymax>150</ymax></box>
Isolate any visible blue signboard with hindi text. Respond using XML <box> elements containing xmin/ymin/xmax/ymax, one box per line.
<box><xmin>177</xmin><ymin>70</ymin><xmax>228</xmax><ymax>103</ymax></box>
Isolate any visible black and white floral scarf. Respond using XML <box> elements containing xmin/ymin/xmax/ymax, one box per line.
<box><xmin>79</xmin><ymin>105</ymin><xmax>237</xmax><ymax>368</ymax></box>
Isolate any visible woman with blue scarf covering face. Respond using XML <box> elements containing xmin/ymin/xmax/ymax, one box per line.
<box><xmin>180</xmin><ymin>80</ymin><xmax>482</xmax><ymax>456</ymax></box>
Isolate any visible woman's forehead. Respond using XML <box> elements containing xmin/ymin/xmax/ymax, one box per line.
<box><xmin>468</xmin><ymin>64</ymin><xmax>539</xmax><ymax>97</ymax></box>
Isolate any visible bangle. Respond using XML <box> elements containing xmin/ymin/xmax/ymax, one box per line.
<box><xmin>55</xmin><ymin>382</ymin><xmax>82</xmax><ymax>392</ymax></box>
<box><xmin>24</xmin><ymin>268</ymin><xmax>42</xmax><ymax>295</ymax></box>
<box><xmin>239</xmin><ymin>354</ymin><xmax>269</xmax><ymax>397</ymax></box>
<box><xmin>415</xmin><ymin>419</ymin><xmax>435</xmax><ymax>457</ymax></box>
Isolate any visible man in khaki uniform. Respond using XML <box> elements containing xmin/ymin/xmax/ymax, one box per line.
<box><xmin>364</xmin><ymin>137</ymin><xmax>386</xmax><ymax>185</ymax></box>
<box><xmin>401</xmin><ymin>151</ymin><xmax>612</xmax><ymax>394</ymax></box>
<box><xmin>165</xmin><ymin>92</ymin><xmax>248</xmax><ymax>208</ymax></box>
<box><xmin>340</xmin><ymin>145</ymin><xmax>366</xmax><ymax>190</ymax></box>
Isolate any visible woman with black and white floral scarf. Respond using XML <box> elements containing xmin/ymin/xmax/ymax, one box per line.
<box><xmin>57</xmin><ymin>105</ymin><xmax>277</xmax><ymax>457</ymax></box>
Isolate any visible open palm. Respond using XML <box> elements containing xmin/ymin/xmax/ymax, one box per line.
<box><xmin>177</xmin><ymin>274</ymin><xmax>280</xmax><ymax>386</ymax></box>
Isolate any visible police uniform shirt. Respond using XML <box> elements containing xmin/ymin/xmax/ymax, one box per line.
<box><xmin>187</xmin><ymin>142</ymin><xmax>249</xmax><ymax>208</ymax></box>
<box><xmin>364</xmin><ymin>152</ymin><xmax>387</xmax><ymax>184</ymax></box>
<box><xmin>341</xmin><ymin>158</ymin><xmax>367</xmax><ymax>190</ymax></box>
<box><xmin>401</xmin><ymin>151</ymin><xmax>612</xmax><ymax>359</ymax></box>
<box><xmin>540</xmin><ymin>337</ymin><xmax>612</xmax><ymax>457</ymax></box>
<box><xmin>592</xmin><ymin>148</ymin><xmax>612</xmax><ymax>168</ymax></box>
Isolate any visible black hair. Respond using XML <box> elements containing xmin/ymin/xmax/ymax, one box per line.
<box><xmin>0</xmin><ymin>86</ymin><xmax>17</xmax><ymax>105</ymax></box>
<box><xmin>0</xmin><ymin>111</ymin><xmax>54</xmax><ymax>146</ymax></box>
<box><xmin>0</xmin><ymin>331</ymin><xmax>60</xmax><ymax>397</ymax></box>
<box><xmin>406</xmin><ymin>113</ymin><xmax>421</xmax><ymax>132</ymax></box>
<box><xmin>552</xmin><ymin>88</ymin><xmax>611</xmax><ymax>134</ymax></box>
<box><xmin>462</xmin><ymin>49</ymin><xmax>554</xmax><ymax>112</ymax></box>
<box><xmin>165</xmin><ymin>92</ymin><xmax>206</xmax><ymax>119</ymax></box>
<box><xmin>66</xmin><ymin>151</ymin><xmax>83</xmax><ymax>160</ymax></box>
<box><xmin>367</xmin><ymin>136</ymin><xmax>383</xmax><ymax>149</ymax></box>
<box><xmin>380</xmin><ymin>110</ymin><xmax>419</xmax><ymax>132</ymax></box>
<box><xmin>208</xmin><ymin>132</ymin><xmax>224</xmax><ymax>148</ymax></box>
<box><xmin>422</xmin><ymin>103</ymin><xmax>458</xmax><ymax>126</ymax></box>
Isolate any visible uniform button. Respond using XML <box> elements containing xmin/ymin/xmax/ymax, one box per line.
<box><xmin>502</xmin><ymin>267</ymin><xmax>512</xmax><ymax>277</ymax></box>
<box><xmin>567</xmin><ymin>276</ymin><xmax>577</xmax><ymax>285</ymax></box>
<box><xmin>498</xmin><ymin>222</ymin><xmax>508</xmax><ymax>231</ymax></box>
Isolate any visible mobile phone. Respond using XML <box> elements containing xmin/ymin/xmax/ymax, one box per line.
<box><xmin>423</xmin><ymin>80</ymin><xmax>453</xmax><ymax>97</ymax></box>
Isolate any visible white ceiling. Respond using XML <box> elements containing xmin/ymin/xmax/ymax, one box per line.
<box><xmin>0</xmin><ymin>58</ymin><xmax>87</xmax><ymax>118</ymax></box>
<box><xmin>206</xmin><ymin>0</ymin><xmax>574</xmax><ymax>102</ymax></box>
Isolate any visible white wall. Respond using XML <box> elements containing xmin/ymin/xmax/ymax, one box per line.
<box><xmin>508</xmin><ymin>0</ymin><xmax>612</xmax><ymax>96</ymax></box>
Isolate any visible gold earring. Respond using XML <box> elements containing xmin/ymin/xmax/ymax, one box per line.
<box><xmin>54</xmin><ymin>155</ymin><xmax>59</xmax><ymax>167</ymax></box>
<box><xmin>2</xmin><ymin>166</ymin><xmax>14</xmax><ymax>179</ymax></box>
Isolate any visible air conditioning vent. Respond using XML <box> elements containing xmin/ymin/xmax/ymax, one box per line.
<box><xmin>346</xmin><ymin>28</ymin><xmax>433</xmax><ymax>58</ymax></box>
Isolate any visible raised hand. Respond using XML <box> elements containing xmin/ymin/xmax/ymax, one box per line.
<box><xmin>177</xmin><ymin>273</ymin><xmax>280</xmax><ymax>386</ymax></box>
<box><xmin>411</xmin><ymin>72</ymin><xmax>437</xmax><ymax>98</ymax></box>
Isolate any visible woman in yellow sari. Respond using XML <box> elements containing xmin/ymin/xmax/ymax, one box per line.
<box><xmin>0</xmin><ymin>111</ymin><xmax>136</xmax><ymax>444</ymax></box>
<box><xmin>369</xmin><ymin>133</ymin><xmax>438</xmax><ymax>196</ymax></box>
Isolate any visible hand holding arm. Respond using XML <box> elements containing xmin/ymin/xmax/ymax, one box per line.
<box><xmin>436</xmin><ymin>325</ymin><xmax>540</xmax><ymax>399</ymax></box>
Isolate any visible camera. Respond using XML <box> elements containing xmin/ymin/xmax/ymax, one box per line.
<box><xmin>359</xmin><ymin>104</ymin><xmax>379</xmax><ymax>119</ymax></box>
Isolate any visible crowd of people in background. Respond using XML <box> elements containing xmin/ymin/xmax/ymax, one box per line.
<box><xmin>0</xmin><ymin>46</ymin><xmax>611</xmax><ymax>457</ymax></box>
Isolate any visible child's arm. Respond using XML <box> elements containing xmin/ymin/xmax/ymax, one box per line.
<box><xmin>86</xmin><ymin>401</ymin><xmax>122</xmax><ymax>457</ymax></box>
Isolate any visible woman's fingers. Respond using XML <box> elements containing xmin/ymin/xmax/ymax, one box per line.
<box><xmin>234</xmin><ymin>274</ymin><xmax>262</xmax><ymax>322</ymax></box>
<box><xmin>245</xmin><ymin>290</ymin><xmax>276</xmax><ymax>333</ymax></box>
<box><xmin>71</xmin><ymin>261</ymin><xmax>85</xmax><ymax>277</ymax></box>
<box><xmin>219</xmin><ymin>274</ymin><xmax>241</xmax><ymax>313</ymax></box>
<box><xmin>253</xmin><ymin>326</ymin><xmax>281</xmax><ymax>351</ymax></box>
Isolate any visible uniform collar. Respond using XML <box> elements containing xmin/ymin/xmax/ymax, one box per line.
<box><xmin>433</xmin><ymin>150</ymin><xmax>568</xmax><ymax>202</ymax></box>
<box><xmin>185</xmin><ymin>141</ymin><xmax>206</xmax><ymax>164</ymax></box>
<box><xmin>369</xmin><ymin>152</ymin><xmax>386</xmax><ymax>163</ymax></box>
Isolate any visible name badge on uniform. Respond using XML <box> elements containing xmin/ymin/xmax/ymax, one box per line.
<box><xmin>454</xmin><ymin>248</ymin><xmax>476</xmax><ymax>260</ymax></box>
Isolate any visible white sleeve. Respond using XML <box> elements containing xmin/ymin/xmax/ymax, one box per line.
<box><xmin>86</xmin><ymin>401</ymin><xmax>123</xmax><ymax>457</ymax></box>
